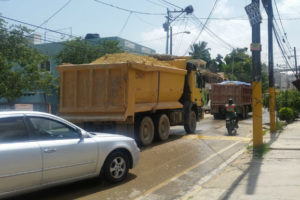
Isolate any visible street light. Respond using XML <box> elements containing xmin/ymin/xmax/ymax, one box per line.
<box><xmin>170</xmin><ymin>31</ymin><xmax>191</xmax><ymax>55</ymax></box>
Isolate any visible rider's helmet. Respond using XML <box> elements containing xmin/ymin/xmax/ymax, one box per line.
<box><xmin>228</xmin><ymin>98</ymin><xmax>233</xmax><ymax>105</ymax></box>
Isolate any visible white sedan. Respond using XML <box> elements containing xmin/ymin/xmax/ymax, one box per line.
<box><xmin>0</xmin><ymin>111</ymin><xmax>140</xmax><ymax>198</ymax></box>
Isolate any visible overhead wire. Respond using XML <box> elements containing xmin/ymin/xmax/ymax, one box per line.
<box><xmin>0</xmin><ymin>15</ymin><xmax>78</xmax><ymax>38</ymax></box>
<box><xmin>184</xmin><ymin>0</ymin><xmax>220</xmax><ymax>55</ymax></box>
<box><xmin>144</xmin><ymin>0</ymin><xmax>167</xmax><ymax>8</ymax></box>
<box><xmin>32</xmin><ymin>0</ymin><xmax>73</xmax><ymax>33</ymax></box>
<box><xmin>273</xmin><ymin>23</ymin><xmax>295</xmax><ymax>74</ymax></box>
<box><xmin>93</xmin><ymin>0</ymin><xmax>164</xmax><ymax>15</ymax></box>
<box><xmin>118</xmin><ymin>12</ymin><xmax>132</xmax><ymax>36</ymax></box>
<box><xmin>273</xmin><ymin>0</ymin><xmax>293</xmax><ymax>56</ymax></box>
<box><xmin>159</xmin><ymin>0</ymin><xmax>183</xmax><ymax>9</ymax></box>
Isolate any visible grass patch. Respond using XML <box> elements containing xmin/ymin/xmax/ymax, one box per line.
<box><xmin>263</xmin><ymin>128</ymin><xmax>269</xmax><ymax>135</ymax></box>
<box><xmin>247</xmin><ymin>143</ymin><xmax>270</xmax><ymax>158</ymax></box>
<box><xmin>276</xmin><ymin>120</ymin><xmax>285</xmax><ymax>132</ymax></box>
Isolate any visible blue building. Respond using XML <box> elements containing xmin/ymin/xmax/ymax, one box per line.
<box><xmin>1</xmin><ymin>35</ymin><xmax>156</xmax><ymax>113</ymax></box>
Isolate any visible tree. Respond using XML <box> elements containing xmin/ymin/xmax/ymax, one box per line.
<box><xmin>0</xmin><ymin>19</ymin><xmax>56</xmax><ymax>104</ymax></box>
<box><xmin>189</xmin><ymin>41</ymin><xmax>211</xmax><ymax>62</ymax></box>
<box><xmin>56</xmin><ymin>38</ymin><xmax>123</xmax><ymax>64</ymax></box>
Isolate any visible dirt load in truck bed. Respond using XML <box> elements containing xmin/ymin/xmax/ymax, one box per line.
<box><xmin>91</xmin><ymin>52</ymin><xmax>171</xmax><ymax>67</ymax></box>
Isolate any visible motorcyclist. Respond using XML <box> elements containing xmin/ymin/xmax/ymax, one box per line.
<box><xmin>225</xmin><ymin>98</ymin><xmax>238</xmax><ymax>128</ymax></box>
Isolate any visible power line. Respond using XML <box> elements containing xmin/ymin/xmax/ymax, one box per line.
<box><xmin>32</xmin><ymin>0</ymin><xmax>73</xmax><ymax>33</ymax></box>
<box><xmin>184</xmin><ymin>0</ymin><xmax>220</xmax><ymax>55</ymax></box>
<box><xmin>134</xmin><ymin>13</ymin><xmax>160</xmax><ymax>27</ymax></box>
<box><xmin>144</xmin><ymin>0</ymin><xmax>167</xmax><ymax>8</ymax></box>
<box><xmin>159</xmin><ymin>0</ymin><xmax>183</xmax><ymax>9</ymax></box>
<box><xmin>273</xmin><ymin>0</ymin><xmax>293</xmax><ymax>54</ymax></box>
<box><xmin>118</xmin><ymin>12</ymin><xmax>132</xmax><ymax>36</ymax></box>
<box><xmin>94</xmin><ymin>0</ymin><xmax>164</xmax><ymax>15</ymax></box>
<box><xmin>273</xmin><ymin>23</ymin><xmax>295</xmax><ymax>74</ymax></box>
<box><xmin>0</xmin><ymin>15</ymin><xmax>77</xmax><ymax>38</ymax></box>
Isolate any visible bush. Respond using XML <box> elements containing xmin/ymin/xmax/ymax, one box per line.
<box><xmin>278</xmin><ymin>107</ymin><xmax>294</xmax><ymax>123</ymax></box>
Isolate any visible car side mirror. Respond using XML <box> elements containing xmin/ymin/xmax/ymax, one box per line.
<box><xmin>76</xmin><ymin>128</ymin><xmax>83</xmax><ymax>139</ymax></box>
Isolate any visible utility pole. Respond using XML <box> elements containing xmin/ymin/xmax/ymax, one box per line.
<box><xmin>263</xmin><ymin>0</ymin><xmax>276</xmax><ymax>133</ymax></box>
<box><xmin>163</xmin><ymin>5</ymin><xmax>193</xmax><ymax>55</ymax></box>
<box><xmin>170</xmin><ymin>26</ymin><xmax>173</xmax><ymax>55</ymax></box>
<box><xmin>245</xmin><ymin>0</ymin><xmax>263</xmax><ymax>147</ymax></box>
<box><xmin>294</xmin><ymin>47</ymin><xmax>298</xmax><ymax>78</ymax></box>
<box><xmin>164</xmin><ymin>9</ymin><xmax>170</xmax><ymax>54</ymax></box>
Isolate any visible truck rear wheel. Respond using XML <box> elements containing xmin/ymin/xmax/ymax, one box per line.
<box><xmin>154</xmin><ymin>114</ymin><xmax>170</xmax><ymax>141</ymax></box>
<box><xmin>137</xmin><ymin>116</ymin><xmax>154</xmax><ymax>146</ymax></box>
<box><xmin>184</xmin><ymin>111</ymin><xmax>196</xmax><ymax>134</ymax></box>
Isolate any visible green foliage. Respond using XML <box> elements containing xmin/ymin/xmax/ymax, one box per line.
<box><xmin>189</xmin><ymin>41</ymin><xmax>211</xmax><ymax>62</ymax></box>
<box><xmin>56</xmin><ymin>38</ymin><xmax>123</xmax><ymax>64</ymax></box>
<box><xmin>222</xmin><ymin>48</ymin><xmax>252</xmax><ymax>82</ymax></box>
<box><xmin>247</xmin><ymin>143</ymin><xmax>270</xmax><ymax>158</ymax></box>
<box><xmin>276</xmin><ymin>120</ymin><xmax>284</xmax><ymax>132</ymax></box>
<box><xmin>278</xmin><ymin>107</ymin><xmax>294</xmax><ymax>123</ymax></box>
<box><xmin>0</xmin><ymin>18</ymin><xmax>56</xmax><ymax>103</ymax></box>
<box><xmin>276</xmin><ymin>90</ymin><xmax>300</xmax><ymax>112</ymax></box>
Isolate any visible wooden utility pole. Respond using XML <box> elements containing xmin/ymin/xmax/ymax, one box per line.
<box><xmin>263</xmin><ymin>0</ymin><xmax>276</xmax><ymax>132</ymax></box>
<box><xmin>245</xmin><ymin>0</ymin><xmax>263</xmax><ymax>147</ymax></box>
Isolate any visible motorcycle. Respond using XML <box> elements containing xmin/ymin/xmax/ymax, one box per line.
<box><xmin>226</xmin><ymin>117</ymin><xmax>237</xmax><ymax>136</ymax></box>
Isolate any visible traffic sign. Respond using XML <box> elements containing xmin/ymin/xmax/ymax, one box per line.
<box><xmin>245</xmin><ymin>2</ymin><xmax>262</xmax><ymax>26</ymax></box>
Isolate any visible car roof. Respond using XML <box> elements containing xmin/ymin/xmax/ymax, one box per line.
<box><xmin>0</xmin><ymin>111</ymin><xmax>51</xmax><ymax>116</ymax></box>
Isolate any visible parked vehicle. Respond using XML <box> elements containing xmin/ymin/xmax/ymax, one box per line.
<box><xmin>57</xmin><ymin>56</ymin><xmax>204</xmax><ymax>146</ymax></box>
<box><xmin>0</xmin><ymin>111</ymin><xmax>140</xmax><ymax>198</ymax></box>
<box><xmin>210</xmin><ymin>81</ymin><xmax>252</xmax><ymax>119</ymax></box>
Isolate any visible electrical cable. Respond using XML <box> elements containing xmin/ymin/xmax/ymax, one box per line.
<box><xmin>273</xmin><ymin>23</ymin><xmax>295</xmax><ymax>74</ymax></box>
<box><xmin>118</xmin><ymin>12</ymin><xmax>132</xmax><ymax>36</ymax></box>
<box><xmin>159</xmin><ymin>0</ymin><xmax>183</xmax><ymax>10</ymax></box>
<box><xmin>190</xmin><ymin>15</ymin><xmax>235</xmax><ymax>51</ymax></box>
<box><xmin>184</xmin><ymin>0</ymin><xmax>220</xmax><ymax>55</ymax></box>
<box><xmin>32</xmin><ymin>0</ymin><xmax>73</xmax><ymax>33</ymax></box>
<box><xmin>145</xmin><ymin>0</ymin><xmax>167</xmax><ymax>8</ymax></box>
<box><xmin>134</xmin><ymin>13</ymin><xmax>161</xmax><ymax>27</ymax></box>
<box><xmin>273</xmin><ymin>0</ymin><xmax>294</xmax><ymax>55</ymax></box>
<box><xmin>0</xmin><ymin>15</ymin><xmax>77</xmax><ymax>38</ymax></box>
<box><xmin>94</xmin><ymin>0</ymin><xmax>164</xmax><ymax>15</ymax></box>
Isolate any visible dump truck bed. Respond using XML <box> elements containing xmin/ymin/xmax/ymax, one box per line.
<box><xmin>211</xmin><ymin>84</ymin><xmax>252</xmax><ymax>106</ymax></box>
<box><xmin>57</xmin><ymin>62</ymin><xmax>186</xmax><ymax>123</ymax></box>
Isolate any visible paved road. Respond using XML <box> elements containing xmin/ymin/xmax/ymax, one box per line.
<box><xmin>13</xmin><ymin>114</ymin><xmax>257</xmax><ymax>200</ymax></box>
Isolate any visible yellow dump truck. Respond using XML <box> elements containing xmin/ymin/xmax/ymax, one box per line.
<box><xmin>57</xmin><ymin>54</ymin><xmax>203</xmax><ymax>146</ymax></box>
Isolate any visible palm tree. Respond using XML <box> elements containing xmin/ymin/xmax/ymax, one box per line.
<box><xmin>189</xmin><ymin>41</ymin><xmax>211</xmax><ymax>62</ymax></box>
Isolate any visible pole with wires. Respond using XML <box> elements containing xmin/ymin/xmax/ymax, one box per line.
<box><xmin>294</xmin><ymin>47</ymin><xmax>298</xmax><ymax>78</ymax></box>
<box><xmin>245</xmin><ymin>0</ymin><xmax>263</xmax><ymax>147</ymax></box>
<box><xmin>263</xmin><ymin>0</ymin><xmax>276</xmax><ymax>133</ymax></box>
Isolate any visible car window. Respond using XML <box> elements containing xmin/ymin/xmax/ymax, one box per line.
<box><xmin>0</xmin><ymin>117</ymin><xmax>29</xmax><ymax>143</ymax></box>
<box><xmin>28</xmin><ymin>117</ymin><xmax>80</xmax><ymax>140</ymax></box>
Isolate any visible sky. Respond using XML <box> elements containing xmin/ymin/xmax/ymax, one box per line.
<box><xmin>1</xmin><ymin>0</ymin><xmax>300</xmax><ymax>71</ymax></box>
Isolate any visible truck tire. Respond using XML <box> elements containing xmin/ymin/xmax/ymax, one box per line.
<box><xmin>154</xmin><ymin>114</ymin><xmax>170</xmax><ymax>141</ymax></box>
<box><xmin>103</xmin><ymin>151</ymin><xmax>130</xmax><ymax>183</ymax></box>
<box><xmin>137</xmin><ymin>116</ymin><xmax>154</xmax><ymax>146</ymax></box>
<box><xmin>184</xmin><ymin>111</ymin><xmax>196</xmax><ymax>134</ymax></box>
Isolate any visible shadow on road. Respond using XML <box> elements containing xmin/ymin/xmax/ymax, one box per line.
<box><xmin>9</xmin><ymin>173</ymin><xmax>137</xmax><ymax>200</ymax></box>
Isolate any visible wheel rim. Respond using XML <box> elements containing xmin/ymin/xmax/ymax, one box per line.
<box><xmin>159</xmin><ymin>115</ymin><xmax>170</xmax><ymax>140</ymax></box>
<box><xmin>140</xmin><ymin>117</ymin><xmax>154</xmax><ymax>145</ymax></box>
<box><xmin>109</xmin><ymin>156</ymin><xmax>126</xmax><ymax>179</ymax></box>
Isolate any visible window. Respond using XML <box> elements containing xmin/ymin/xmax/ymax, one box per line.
<box><xmin>0</xmin><ymin>117</ymin><xmax>29</xmax><ymax>143</ymax></box>
<box><xmin>29</xmin><ymin>117</ymin><xmax>80</xmax><ymax>140</ymax></box>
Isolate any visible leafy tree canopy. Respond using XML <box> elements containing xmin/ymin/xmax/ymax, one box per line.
<box><xmin>189</xmin><ymin>41</ymin><xmax>211</xmax><ymax>62</ymax></box>
<box><xmin>56</xmin><ymin>38</ymin><xmax>123</xmax><ymax>64</ymax></box>
<box><xmin>0</xmin><ymin>19</ymin><xmax>56</xmax><ymax>103</ymax></box>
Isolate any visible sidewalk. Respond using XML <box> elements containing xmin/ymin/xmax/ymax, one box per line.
<box><xmin>186</xmin><ymin>120</ymin><xmax>300</xmax><ymax>200</ymax></box>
